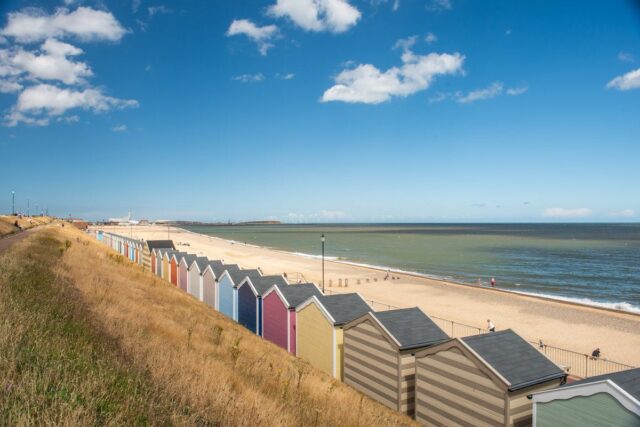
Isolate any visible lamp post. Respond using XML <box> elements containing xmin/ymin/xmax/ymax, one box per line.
<box><xmin>321</xmin><ymin>234</ymin><xmax>325</xmax><ymax>293</ymax></box>
<box><xmin>11</xmin><ymin>191</ymin><xmax>15</xmax><ymax>215</ymax></box>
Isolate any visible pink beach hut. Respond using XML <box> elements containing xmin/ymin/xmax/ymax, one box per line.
<box><xmin>262</xmin><ymin>283</ymin><xmax>323</xmax><ymax>354</ymax></box>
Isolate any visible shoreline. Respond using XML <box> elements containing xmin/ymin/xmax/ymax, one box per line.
<box><xmin>179</xmin><ymin>226</ymin><xmax>640</xmax><ymax>317</ymax></box>
<box><xmin>96</xmin><ymin>225</ymin><xmax>640</xmax><ymax>366</ymax></box>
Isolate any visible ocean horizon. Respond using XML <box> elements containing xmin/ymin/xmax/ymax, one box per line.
<box><xmin>183</xmin><ymin>223</ymin><xmax>640</xmax><ymax>314</ymax></box>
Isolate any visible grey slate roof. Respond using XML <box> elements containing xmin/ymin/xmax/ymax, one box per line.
<box><xmin>373</xmin><ymin>307</ymin><xmax>448</xmax><ymax>350</ymax></box>
<box><xmin>567</xmin><ymin>367</ymin><xmax>640</xmax><ymax>400</ymax></box>
<box><xmin>205</xmin><ymin>260</ymin><xmax>231</xmax><ymax>278</ymax></box>
<box><xmin>228</xmin><ymin>268</ymin><xmax>261</xmax><ymax>287</ymax></box>
<box><xmin>179</xmin><ymin>253</ymin><xmax>198</xmax><ymax>265</ymax></box>
<box><xmin>277</xmin><ymin>283</ymin><xmax>323</xmax><ymax>308</ymax></box>
<box><xmin>317</xmin><ymin>293</ymin><xmax>371</xmax><ymax>326</ymax></box>
<box><xmin>147</xmin><ymin>240</ymin><xmax>175</xmax><ymax>251</ymax></box>
<box><xmin>191</xmin><ymin>257</ymin><xmax>209</xmax><ymax>271</ymax></box>
<box><xmin>170</xmin><ymin>251</ymin><xmax>187</xmax><ymax>261</ymax></box>
<box><xmin>462</xmin><ymin>329</ymin><xmax>565</xmax><ymax>391</ymax></box>
<box><xmin>244</xmin><ymin>275</ymin><xmax>288</xmax><ymax>296</ymax></box>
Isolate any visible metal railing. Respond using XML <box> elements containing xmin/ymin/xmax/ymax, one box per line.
<box><xmin>325</xmin><ymin>288</ymin><xmax>635</xmax><ymax>379</ymax></box>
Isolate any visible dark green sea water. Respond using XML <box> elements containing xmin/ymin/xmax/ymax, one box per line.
<box><xmin>183</xmin><ymin>223</ymin><xmax>640</xmax><ymax>313</ymax></box>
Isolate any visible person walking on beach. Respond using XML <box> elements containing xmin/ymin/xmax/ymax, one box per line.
<box><xmin>487</xmin><ymin>319</ymin><xmax>495</xmax><ymax>332</ymax></box>
<box><xmin>491</xmin><ymin>277</ymin><xmax>496</xmax><ymax>288</ymax></box>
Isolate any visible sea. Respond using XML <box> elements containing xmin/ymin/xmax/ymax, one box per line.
<box><xmin>182</xmin><ymin>223</ymin><xmax>640</xmax><ymax>314</ymax></box>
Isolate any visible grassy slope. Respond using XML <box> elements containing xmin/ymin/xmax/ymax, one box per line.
<box><xmin>0</xmin><ymin>226</ymin><xmax>415</xmax><ymax>426</ymax></box>
<box><xmin>0</xmin><ymin>216</ymin><xmax>53</xmax><ymax>237</ymax></box>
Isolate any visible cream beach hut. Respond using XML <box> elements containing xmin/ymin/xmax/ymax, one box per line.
<box><xmin>295</xmin><ymin>293</ymin><xmax>371</xmax><ymax>380</ymax></box>
<box><xmin>187</xmin><ymin>256</ymin><xmax>209</xmax><ymax>300</ymax></box>
<box><xmin>343</xmin><ymin>307</ymin><xmax>448</xmax><ymax>417</ymax></box>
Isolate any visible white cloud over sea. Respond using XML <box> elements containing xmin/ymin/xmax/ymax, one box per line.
<box><xmin>542</xmin><ymin>207</ymin><xmax>592</xmax><ymax>218</ymax></box>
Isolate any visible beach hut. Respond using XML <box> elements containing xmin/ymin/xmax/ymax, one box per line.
<box><xmin>531</xmin><ymin>367</ymin><xmax>640</xmax><ymax>427</ymax></box>
<box><xmin>343</xmin><ymin>307</ymin><xmax>449</xmax><ymax>417</ymax></box>
<box><xmin>296</xmin><ymin>293</ymin><xmax>371</xmax><ymax>380</ymax></box>
<box><xmin>143</xmin><ymin>240</ymin><xmax>175</xmax><ymax>271</ymax></box>
<box><xmin>170</xmin><ymin>252</ymin><xmax>188</xmax><ymax>288</ymax></box>
<box><xmin>236</xmin><ymin>275</ymin><xmax>288</xmax><ymax>335</ymax></box>
<box><xmin>177</xmin><ymin>253</ymin><xmax>197</xmax><ymax>291</ymax></box>
<box><xmin>217</xmin><ymin>267</ymin><xmax>261</xmax><ymax>321</ymax></box>
<box><xmin>162</xmin><ymin>249</ymin><xmax>177</xmax><ymax>282</ymax></box>
<box><xmin>152</xmin><ymin>248</ymin><xmax>165</xmax><ymax>277</ymax></box>
<box><xmin>414</xmin><ymin>329</ymin><xmax>566</xmax><ymax>426</ymax></box>
<box><xmin>201</xmin><ymin>260</ymin><xmax>229</xmax><ymax>309</ymax></box>
<box><xmin>262</xmin><ymin>283</ymin><xmax>323</xmax><ymax>354</ymax></box>
<box><xmin>187</xmin><ymin>257</ymin><xmax>209</xmax><ymax>300</ymax></box>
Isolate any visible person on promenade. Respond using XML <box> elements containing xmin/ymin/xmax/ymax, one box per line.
<box><xmin>591</xmin><ymin>348</ymin><xmax>601</xmax><ymax>358</ymax></box>
<box><xmin>491</xmin><ymin>277</ymin><xmax>496</xmax><ymax>287</ymax></box>
<box><xmin>487</xmin><ymin>319</ymin><xmax>495</xmax><ymax>332</ymax></box>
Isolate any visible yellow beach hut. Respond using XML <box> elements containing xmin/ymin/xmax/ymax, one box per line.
<box><xmin>295</xmin><ymin>293</ymin><xmax>371</xmax><ymax>380</ymax></box>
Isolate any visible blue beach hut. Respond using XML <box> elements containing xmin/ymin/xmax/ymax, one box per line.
<box><xmin>217</xmin><ymin>267</ymin><xmax>261</xmax><ymax>321</ymax></box>
<box><xmin>237</xmin><ymin>274</ymin><xmax>288</xmax><ymax>335</ymax></box>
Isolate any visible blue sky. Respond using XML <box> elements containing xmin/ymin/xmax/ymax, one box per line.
<box><xmin>0</xmin><ymin>0</ymin><xmax>639</xmax><ymax>222</ymax></box>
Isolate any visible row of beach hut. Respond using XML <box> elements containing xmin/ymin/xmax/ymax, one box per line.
<box><xmin>96</xmin><ymin>231</ymin><xmax>640</xmax><ymax>426</ymax></box>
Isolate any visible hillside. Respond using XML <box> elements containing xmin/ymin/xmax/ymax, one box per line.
<box><xmin>0</xmin><ymin>215</ymin><xmax>54</xmax><ymax>237</ymax></box>
<box><xmin>0</xmin><ymin>225</ymin><xmax>415</xmax><ymax>426</ymax></box>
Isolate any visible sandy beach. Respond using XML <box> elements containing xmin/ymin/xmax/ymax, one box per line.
<box><xmin>99</xmin><ymin>225</ymin><xmax>640</xmax><ymax>367</ymax></box>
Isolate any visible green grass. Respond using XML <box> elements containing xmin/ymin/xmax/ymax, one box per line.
<box><xmin>0</xmin><ymin>233</ymin><xmax>176</xmax><ymax>426</ymax></box>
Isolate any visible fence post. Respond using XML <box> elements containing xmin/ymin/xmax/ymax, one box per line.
<box><xmin>585</xmin><ymin>354</ymin><xmax>589</xmax><ymax>378</ymax></box>
<box><xmin>451</xmin><ymin>320</ymin><xmax>454</xmax><ymax>337</ymax></box>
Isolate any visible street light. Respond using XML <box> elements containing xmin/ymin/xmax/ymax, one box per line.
<box><xmin>11</xmin><ymin>191</ymin><xmax>15</xmax><ymax>215</ymax></box>
<box><xmin>321</xmin><ymin>234</ymin><xmax>325</xmax><ymax>293</ymax></box>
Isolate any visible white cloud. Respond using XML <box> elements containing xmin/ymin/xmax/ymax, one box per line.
<box><xmin>8</xmin><ymin>39</ymin><xmax>92</xmax><ymax>85</ymax></box>
<box><xmin>321</xmin><ymin>49</ymin><xmax>464</xmax><ymax>104</ymax></box>
<box><xmin>0</xmin><ymin>79</ymin><xmax>23</xmax><ymax>93</ymax></box>
<box><xmin>318</xmin><ymin>210</ymin><xmax>346</xmax><ymax>219</ymax></box>
<box><xmin>232</xmin><ymin>73</ymin><xmax>265</xmax><ymax>83</ymax></box>
<box><xmin>393</xmin><ymin>0</ymin><xmax>400</xmax><ymax>11</ymax></box>
<box><xmin>610</xmin><ymin>209</ymin><xmax>635</xmax><ymax>218</ymax></box>
<box><xmin>277</xmin><ymin>72</ymin><xmax>295</xmax><ymax>80</ymax></box>
<box><xmin>425</xmin><ymin>32</ymin><xmax>437</xmax><ymax>44</ymax></box>
<box><xmin>227</xmin><ymin>19</ymin><xmax>279</xmax><ymax>56</ymax></box>
<box><xmin>607</xmin><ymin>68</ymin><xmax>640</xmax><ymax>91</ymax></box>
<box><xmin>132</xmin><ymin>0</ymin><xmax>142</xmax><ymax>13</ymax></box>
<box><xmin>13</xmin><ymin>83</ymin><xmax>138</xmax><ymax>117</ymax></box>
<box><xmin>506</xmin><ymin>85</ymin><xmax>528</xmax><ymax>96</ymax></box>
<box><xmin>542</xmin><ymin>208</ymin><xmax>592</xmax><ymax>218</ymax></box>
<box><xmin>3</xmin><ymin>110</ymin><xmax>49</xmax><ymax>127</ymax></box>
<box><xmin>393</xmin><ymin>35</ymin><xmax>418</xmax><ymax>51</ymax></box>
<box><xmin>2</xmin><ymin>7</ymin><xmax>127</xmax><ymax>43</ymax></box>
<box><xmin>112</xmin><ymin>124</ymin><xmax>127</xmax><ymax>131</ymax></box>
<box><xmin>56</xmin><ymin>114</ymin><xmax>79</xmax><ymax>123</ymax></box>
<box><xmin>267</xmin><ymin>0</ymin><xmax>361</xmax><ymax>33</ymax></box>
<box><xmin>148</xmin><ymin>5</ymin><xmax>171</xmax><ymax>18</ymax></box>
<box><xmin>617</xmin><ymin>52</ymin><xmax>634</xmax><ymax>63</ymax></box>
<box><xmin>433</xmin><ymin>82</ymin><xmax>527</xmax><ymax>104</ymax></box>
<box><xmin>457</xmin><ymin>81</ymin><xmax>503</xmax><ymax>103</ymax></box>
<box><xmin>425</xmin><ymin>0</ymin><xmax>452</xmax><ymax>12</ymax></box>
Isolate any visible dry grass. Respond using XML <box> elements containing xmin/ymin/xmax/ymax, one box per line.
<box><xmin>0</xmin><ymin>215</ymin><xmax>53</xmax><ymax>237</ymax></box>
<box><xmin>1</xmin><ymin>226</ymin><xmax>416</xmax><ymax>426</ymax></box>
